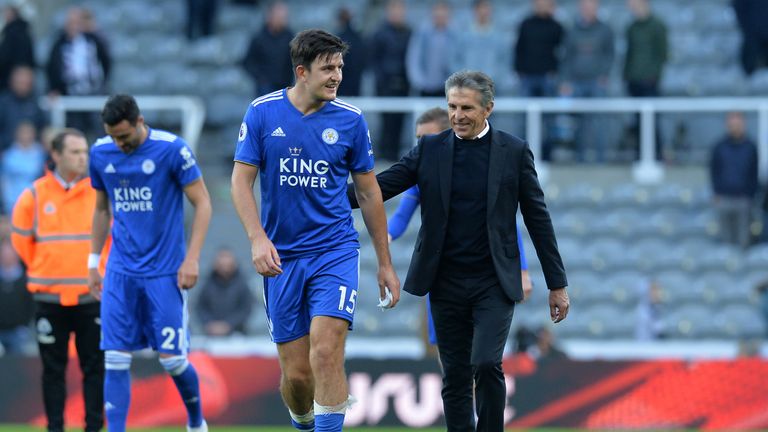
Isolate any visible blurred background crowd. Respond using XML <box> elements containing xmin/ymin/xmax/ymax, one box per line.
<box><xmin>0</xmin><ymin>0</ymin><xmax>767</xmax><ymax>360</ymax></box>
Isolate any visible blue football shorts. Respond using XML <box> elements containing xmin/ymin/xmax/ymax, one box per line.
<box><xmin>263</xmin><ymin>248</ymin><xmax>360</xmax><ymax>343</ymax></box>
<box><xmin>100</xmin><ymin>270</ymin><xmax>189</xmax><ymax>355</ymax></box>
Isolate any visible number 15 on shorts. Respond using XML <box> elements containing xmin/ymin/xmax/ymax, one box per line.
<box><xmin>338</xmin><ymin>285</ymin><xmax>357</xmax><ymax>313</ymax></box>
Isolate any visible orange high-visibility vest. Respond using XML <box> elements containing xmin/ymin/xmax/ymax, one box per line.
<box><xmin>11</xmin><ymin>172</ymin><xmax>109</xmax><ymax>306</ymax></box>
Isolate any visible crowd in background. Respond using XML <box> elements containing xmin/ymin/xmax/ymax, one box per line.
<box><xmin>0</xmin><ymin>0</ymin><xmax>767</xmax><ymax>353</ymax></box>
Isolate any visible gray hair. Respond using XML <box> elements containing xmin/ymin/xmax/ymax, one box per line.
<box><xmin>444</xmin><ymin>70</ymin><xmax>495</xmax><ymax>108</ymax></box>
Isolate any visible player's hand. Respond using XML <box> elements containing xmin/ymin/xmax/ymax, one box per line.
<box><xmin>549</xmin><ymin>287</ymin><xmax>570</xmax><ymax>323</ymax></box>
<box><xmin>252</xmin><ymin>235</ymin><xmax>282</xmax><ymax>277</ymax></box>
<box><xmin>88</xmin><ymin>268</ymin><xmax>102</xmax><ymax>301</ymax></box>
<box><xmin>522</xmin><ymin>270</ymin><xmax>533</xmax><ymax>302</ymax></box>
<box><xmin>378</xmin><ymin>264</ymin><xmax>401</xmax><ymax>308</ymax></box>
<box><xmin>177</xmin><ymin>258</ymin><xmax>199</xmax><ymax>289</ymax></box>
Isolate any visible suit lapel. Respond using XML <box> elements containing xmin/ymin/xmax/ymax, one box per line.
<box><xmin>439</xmin><ymin>133</ymin><xmax>454</xmax><ymax>216</ymax></box>
<box><xmin>487</xmin><ymin>128</ymin><xmax>507</xmax><ymax>216</ymax></box>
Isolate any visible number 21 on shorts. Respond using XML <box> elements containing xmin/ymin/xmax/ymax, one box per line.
<box><xmin>338</xmin><ymin>285</ymin><xmax>357</xmax><ymax>313</ymax></box>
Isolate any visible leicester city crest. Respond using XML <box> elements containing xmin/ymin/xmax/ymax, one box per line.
<box><xmin>322</xmin><ymin>128</ymin><xmax>339</xmax><ymax>145</ymax></box>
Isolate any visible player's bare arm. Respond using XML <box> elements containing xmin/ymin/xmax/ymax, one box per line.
<box><xmin>351</xmin><ymin>170</ymin><xmax>401</xmax><ymax>308</ymax></box>
<box><xmin>179</xmin><ymin>178</ymin><xmax>212</xmax><ymax>289</ymax></box>
<box><xmin>522</xmin><ymin>269</ymin><xmax>533</xmax><ymax>301</ymax></box>
<box><xmin>88</xmin><ymin>189</ymin><xmax>111</xmax><ymax>300</ymax></box>
<box><xmin>231</xmin><ymin>161</ymin><xmax>282</xmax><ymax>277</ymax></box>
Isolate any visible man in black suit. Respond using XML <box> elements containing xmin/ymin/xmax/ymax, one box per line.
<box><xmin>348</xmin><ymin>70</ymin><xmax>569</xmax><ymax>431</ymax></box>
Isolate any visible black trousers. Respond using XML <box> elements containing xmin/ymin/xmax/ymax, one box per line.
<box><xmin>430</xmin><ymin>274</ymin><xmax>515</xmax><ymax>432</ymax></box>
<box><xmin>36</xmin><ymin>301</ymin><xmax>104</xmax><ymax>432</ymax></box>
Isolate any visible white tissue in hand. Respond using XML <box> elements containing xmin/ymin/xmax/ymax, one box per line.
<box><xmin>378</xmin><ymin>288</ymin><xmax>393</xmax><ymax>310</ymax></box>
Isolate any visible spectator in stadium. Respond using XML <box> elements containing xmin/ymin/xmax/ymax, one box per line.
<box><xmin>186</xmin><ymin>0</ymin><xmax>219</xmax><ymax>41</ymax></box>
<box><xmin>733</xmin><ymin>0</ymin><xmax>768</xmax><ymax>76</ymax></box>
<box><xmin>0</xmin><ymin>238</ymin><xmax>33</xmax><ymax>355</ymax></box>
<box><xmin>623</xmin><ymin>0</ymin><xmax>667</xmax><ymax>159</ymax></box>
<box><xmin>335</xmin><ymin>7</ymin><xmax>365</xmax><ymax>97</ymax></box>
<box><xmin>710</xmin><ymin>111</ymin><xmax>758</xmax><ymax>249</ymax></box>
<box><xmin>11</xmin><ymin>129</ymin><xmax>106</xmax><ymax>432</ymax></box>
<box><xmin>196</xmin><ymin>247</ymin><xmax>253</xmax><ymax>336</ymax></box>
<box><xmin>755</xmin><ymin>280</ymin><xmax>768</xmax><ymax>337</ymax></box>
<box><xmin>348</xmin><ymin>70</ymin><xmax>569</xmax><ymax>432</ymax></box>
<box><xmin>451</xmin><ymin>0</ymin><xmax>514</xmax><ymax>95</ymax></box>
<box><xmin>624</xmin><ymin>0</ymin><xmax>667</xmax><ymax>97</ymax></box>
<box><xmin>0</xmin><ymin>65</ymin><xmax>48</xmax><ymax>151</ymax></box>
<box><xmin>635</xmin><ymin>277</ymin><xmax>665</xmax><ymax>340</ymax></box>
<box><xmin>232</xmin><ymin>30</ymin><xmax>399</xmax><ymax>432</ymax></box>
<box><xmin>560</xmin><ymin>0</ymin><xmax>614</xmax><ymax>162</ymax></box>
<box><xmin>406</xmin><ymin>1</ymin><xmax>454</xmax><ymax>97</ymax></box>
<box><xmin>529</xmin><ymin>326</ymin><xmax>567</xmax><ymax>363</ymax></box>
<box><xmin>369</xmin><ymin>0</ymin><xmax>411</xmax><ymax>161</ymax></box>
<box><xmin>1</xmin><ymin>122</ymin><xmax>46</xmax><ymax>214</ymax></box>
<box><xmin>242</xmin><ymin>1</ymin><xmax>294</xmax><ymax>97</ymax></box>
<box><xmin>46</xmin><ymin>7</ymin><xmax>112</xmax><ymax>136</ymax></box>
<box><xmin>88</xmin><ymin>95</ymin><xmax>212</xmax><ymax>432</ymax></box>
<box><xmin>0</xmin><ymin>5</ymin><xmax>35</xmax><ymax>92</ymax></box>
<box><xmin>514</xmin><ymin>0</ymin><xmax>564</xmax><ymax>97</ymax></box>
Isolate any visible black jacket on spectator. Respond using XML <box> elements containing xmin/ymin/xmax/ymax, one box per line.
<box><xmin>710</xmin><ymin>136</ymin><xmax>758</xmax><ymax>198</ymax></box>
<box><xmin>0</xmin><ymin>16</ymin><xmax>35</xmax><ymax>91</ymax></box>
<box><xmin>46</xmin><ymin>32</ymin><xmax>111</xmax><ymax>95</ymax></box>
<box><xmin>337</xmin><ymin>23</ymin><xmax>365</xmax><ymax>97</ymax></box>
<box><xmin>369</xmin><ymin>21</ymin><xmax>411</xmax><ymax>96</ymax></box>
<box><xmin>196</xmin><ymin>269</ymin><xmax>253</xmax><ymax>335</ymax></box>
<box><xmin>0</xmin><ymin>90</ymin><xmax>47</xmax><ymax>151</ymax></box>
<box><xmin>514</xmin><ymin>15</ymin><xmax>564</xmax><ymax>75</ymax></box>
<box><xmin>242</xmin><ymin>27</ymin><xmax>294</xmax><ymax>97</ymax></box>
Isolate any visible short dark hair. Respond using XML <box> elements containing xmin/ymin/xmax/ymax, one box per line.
<box><xmin>289</xmin><ymin>29</ymin><xmax>348</xmax><ymax>73</ymax></box>
<box><xmin>416</xmin><ymin>107</ymin><xmax>450</xmax><ymax>130</ymax></box>
<box><xmin>51</xmin><ymin>128</ymin><xmax>85</xmax><ymax>153</ymax></box>
<box><xmin>101</xmin><ymin>94</ymin><xmax>140</xmax><ymax>126</ymax></box>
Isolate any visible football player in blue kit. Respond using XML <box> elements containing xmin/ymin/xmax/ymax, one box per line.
<box><xmin>87</xmin><ymin>94</ymin><xmax>212</xmax><ymax>432</ymax></box>
<box><xmin>231</xmin><ymin>29</ymin><xmax>401</xmax><ymax>432</ymax></box>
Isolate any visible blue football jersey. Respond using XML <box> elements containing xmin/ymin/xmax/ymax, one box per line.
<box><xmin>234</xmin><ymin>89</ymin><xmax>374</xmax><ymax>258</ymax></box>
<box><xmin>90</xmin><ymin>128</ymin><xmax>202</xmax><ymax>276</ymax></box>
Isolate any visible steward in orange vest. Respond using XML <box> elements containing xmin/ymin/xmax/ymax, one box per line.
<box><xmin>11</xmin><ymin>129</ymin><xmax>107</xmax><ymax>432</ymax></box>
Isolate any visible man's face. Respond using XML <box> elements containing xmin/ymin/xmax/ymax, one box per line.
<box><xmin>53</xmin><ymin>135</ymin><xmax>89</xmax><ymax>177</ymax></box>
<box><xmin>104</xmin><ymin>117</ymin><xmax>144</xmax><ymax>154</ymax></box>
<box><xmin>10</xmin><ymin>66</ymin><xmax>34</xmax><ymax>97</ymax></box>
<box><xmin>415</xmin><ymin>121</ymin><xmax>444</xmax><ymax>140</ymax></box>
<box><xmin>727</xmin><ymin>113</ymin><xmax>745</xmax><ymax>138</ymax></box>
<box><xmin>447</xmin><ymin>87</ymin><xmax>493</xmax><ymax>139</ymax></box>
<box><xmin>301</xmin><ymin>53</ymin><xmax>343</xmax><ymax>102</ymax></box>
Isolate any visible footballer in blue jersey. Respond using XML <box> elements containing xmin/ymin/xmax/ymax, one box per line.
<box><xmin>87</xmin><ymin>95</ymin><xmax>212</xmax><ymax>432</ymax></box>
<box><xmin>231</xmin><ymin>29</ymin><xmax>400</xmax><ymax>432</ymax></box>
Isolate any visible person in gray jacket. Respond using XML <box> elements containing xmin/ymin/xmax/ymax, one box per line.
<box><xmin>560</xmin><ymin>0</ymin><xmax>614</xmax><ymax>161</ymax></box>
<box><xmin>196</xmin><ymin>248</ymin><xmax>254</xmax><ymax>336</ymax></box>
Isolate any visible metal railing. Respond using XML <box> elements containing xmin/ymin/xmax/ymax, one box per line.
<box><xmin>45</xmin><ymin>95</ymin><xmax>206</xmax><ymax>153</ymax></box>
<box><xmin>343</xmin><ymin>97</ymin><xmax>768</xmax><ymax>184</ymax></box>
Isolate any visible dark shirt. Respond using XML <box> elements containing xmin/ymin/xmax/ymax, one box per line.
<box><xmin>710</xmin><ymin>135</ymin><xmax>758</xmax><ymax>198</ymax></box>
<box><xmin>369</xmin><ymin>21</ymin><xmax>411</xmax><ymax>95</ymax></box>
<box><xmin>440</xmin><ymin>131</ymin><xmax>494</xmax><ymax>277</ymax></box>
<box><xmin>514</xmin><ymin>15</ymin><xmax>564</xmax><ymax>75</ymax></box>
<box><xmin>242</xmin><ymin>26</ymin><xmax>294</xmax><ymax>95</ymax></box>
<box><xmin>0</xmin><ymin>17</ymin><xmax>36</xmax><ymax>91</ymax></box>
<box><xmin>337</xmin><ymin>23</ymin><xmax>365</xmax><ymax>97</ymax></box>
<box><xmin>195</xmin><ymin>269</ymin><xmax>253</xmax><ymax>335</ymax></box>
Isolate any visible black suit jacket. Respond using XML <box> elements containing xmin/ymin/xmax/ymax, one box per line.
<box><xmin>349</xmin><ymin>126</ymin><xmax>567</xmax><ymax>302</ymax></box>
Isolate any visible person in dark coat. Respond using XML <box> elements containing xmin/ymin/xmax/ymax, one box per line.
<box><xmin>242</xmin><ymin>1</ymin><xmax>294</xmax><ymax>97</ymax></box>
<box><xmin>369</xmin><ymin>0</ymin><xmax>411</xmax><ymax>161</ymax></box>
<box><xmin>0</xmin><ymin>6</ymin><xmax>36</xmax><ymax>91</ymax></box>
<box><xmin>196</xmin><ymin>248</ymin><xmax>254</xmax><ymax>336</ymax></box>
<box><xmin>335</xmin><ymin>7</ymin><xmax>365</xmax><ymax>97</ymax></box>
